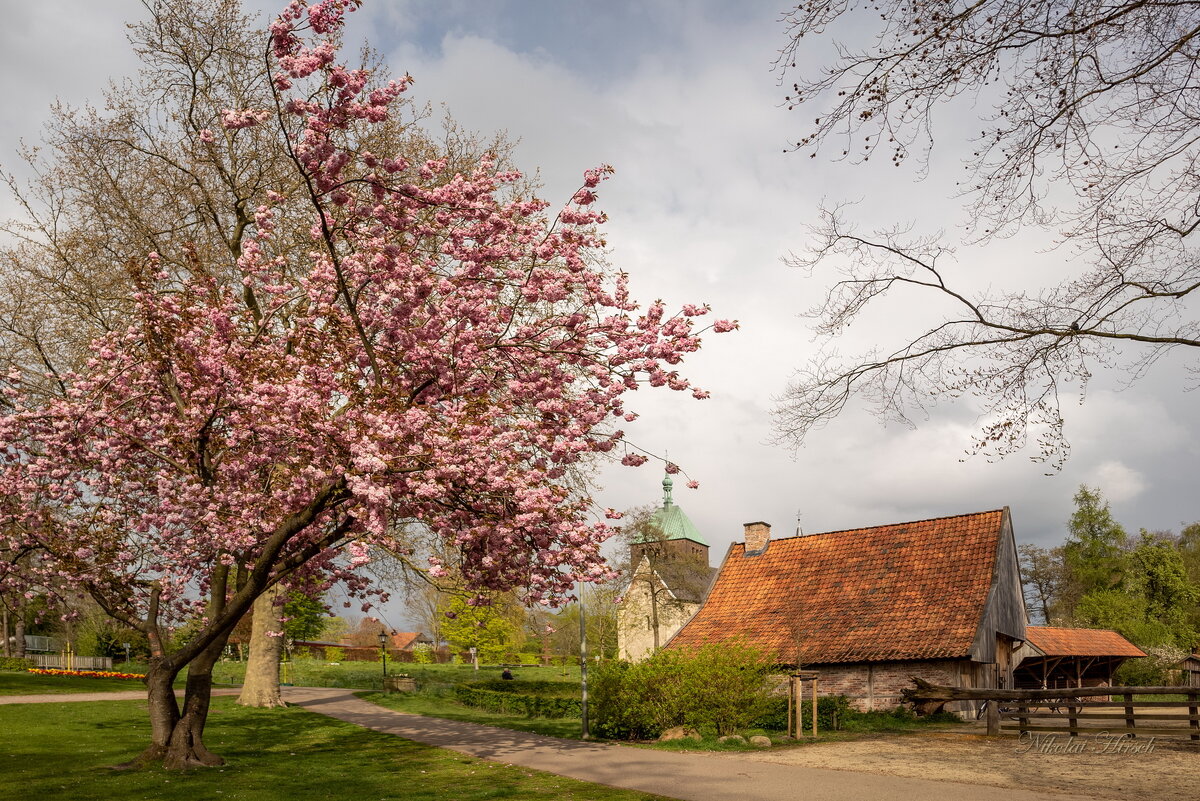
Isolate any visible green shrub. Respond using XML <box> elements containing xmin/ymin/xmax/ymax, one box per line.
<box><xmin>592</xmin><ymin>640</ymin><xmax>774</xmax><ymax>739</ymax></box>
<box><xmin>0</xmin><ymin>657</ymin><xmax>35</xmax><ymax>671</ymax></box>
<box><xmin>752</xmin><ymin>694</ymin><xmax>850</xmax><ymax>732</ymax></box>
<box><xmin>411</xmin><ymin>643</ymin><xmax>434</xmax><ymax>664</ymax></box>
<box><xmin>325</xmin><ymin>647</ymin><xmax>344</xmax><ymax>663</ymax></box>
<box><xmin>454</xmin><ymin>681</ymin><xmax>582</xmax><ymax>719</ymax></box>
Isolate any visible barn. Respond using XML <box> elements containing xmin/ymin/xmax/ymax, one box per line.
<box><xmin>666</xmin><ymin>509</ymin><xmax>1028</xmax><ymax>712</ymax></box>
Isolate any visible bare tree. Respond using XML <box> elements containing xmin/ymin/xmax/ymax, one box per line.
<box><xmin>774</xmin><ymin>0</ymin><xmax>1200</xmax><ymax>467</ymax></box>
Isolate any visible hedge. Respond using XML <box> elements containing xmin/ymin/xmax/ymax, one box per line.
<box><xmin>453</xmin><ymin>681</ymin><xmax>582</xmax><ymax>719</ymax></box>
<box><xmin>0</xmin><ymin>657</ymin><xmax>35</xmax><ymax>672</ymax></box>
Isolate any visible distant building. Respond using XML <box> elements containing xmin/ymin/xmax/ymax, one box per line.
<box><xmin>617</xmin><ymin>474</ymin><xmax>714</xmax><ymax>661</ymax></box>
<box><xmin>390</xmin><ymin>631</ymin><xmax>433</xmax><ymax>650</ymax></box>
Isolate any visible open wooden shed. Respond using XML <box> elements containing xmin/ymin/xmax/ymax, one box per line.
<box><xmin>1012</xmin><ymin>625</ymin><xmax>1145</xmax><ymax>690</ymax></box>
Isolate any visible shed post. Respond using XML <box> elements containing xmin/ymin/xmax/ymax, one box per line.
<box><xmin>812</xmin><ymin>677</ymin><xmax>818</xmax><ymax>738</ymax></box>
<box><xmin>787</xmin><ymin>675</ymin><xmax>794</xmax><ymax>738</ymax></box>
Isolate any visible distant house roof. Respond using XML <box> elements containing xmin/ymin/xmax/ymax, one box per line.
<box><xmin>638</xmin><ymin>474</ymin><xmax>707</xmax><ymax>546</ymax></box>
<box><xmin>668</xmin><ymin>509</ymin><xmax>1008</xmax><ymax>664</ymax></box>
<box><xmin>1024</xmin><ymin>626</ymin><xmax>1145</xmax><ymax>658</ymax></box>
<box><xmin>390</xmin><ymin>632</ymin><xmax>431</xmax><ymax>650</ymax></box>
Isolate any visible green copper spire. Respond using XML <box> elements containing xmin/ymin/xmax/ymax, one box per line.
<box><xmin>646</xmin><ymin>472</ymin><xmax>707</xmax><ymax>546</ymax></box>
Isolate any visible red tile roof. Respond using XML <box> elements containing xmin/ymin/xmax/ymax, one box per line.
<box><xmin>668</xmin><ymin>509</ymin><xmax>1007</xmax><ymax>664</ymax></box>
<box><xmin>390</xmin><ymin>632</ymin><xmax>429</xmax><ymax>650</ymax></box>
<box><xmin>1024</xmin><ymin>626</ymin><xmax>1145</xmax><ymax>658</ymax></box>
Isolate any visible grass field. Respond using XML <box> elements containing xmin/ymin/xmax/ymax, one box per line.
<box><xmin>0</xmin><ymin>671</ymin><xmax>146</xmax><ymax>695</ymax></box>
<box><xmin>210</xmin><ymin>659</ymin><xmax>583</xmax><ymax>691</ymax></box>
<box><xmin>0</xmin><ymin>697</ymin><xmax>667</xmax><ymax>801</ymax></box>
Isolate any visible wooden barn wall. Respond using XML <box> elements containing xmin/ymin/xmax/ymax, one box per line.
<box><xmin>969</xmin><ymin>508</ymin><xmax>1027</xmax><ymax>664</ymax></box>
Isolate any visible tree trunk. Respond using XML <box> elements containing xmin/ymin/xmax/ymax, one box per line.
<box><xmin>119</xmin><ymin>639</ymin><xmax>231</xmax><ymax>769</ymax></box>
<box><xmin>1</xmin><ymin>605</ymin><xmax>9</xmax><ymax>658</ymax></box>
<box><xmin>237</xmin><ymin>584</ymin><xmax>286</xmax><ymax>708</ymax></box>
<box><xmin>14</xmin><ymin>611</ymin><xmax>25</xmax><ymax>659</ymax></box>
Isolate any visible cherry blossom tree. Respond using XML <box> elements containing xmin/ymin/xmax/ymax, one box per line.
<box><xmin>0</xmin><ymin>0</ymin><xmax>732</xmax><ymax>768</ymax></box>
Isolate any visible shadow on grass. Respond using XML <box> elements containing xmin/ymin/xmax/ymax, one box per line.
<box><xmin>0</xmin><ymin>697</ymin><xmax>659</xmax><ymax>801</ymax></box>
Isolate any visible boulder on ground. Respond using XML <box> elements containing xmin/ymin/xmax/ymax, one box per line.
<box><xmin>658</xmin><ymin>726</ymin><xmax>702</xmax><ymax>742</ymax></box>
<box><xmin>749</xmin><ymin>735</ymin><xmax>772</xmax><ymax>747</ymax></box>
<box><xmin>718</xmin><ymin>735</ymin><xmax>746</xmax><ymax>744</ymax></box>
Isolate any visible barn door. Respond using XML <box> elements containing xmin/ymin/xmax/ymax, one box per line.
<box><xmin>996</xmin><ymin>635</ymin><xmax>1014</xmax><ymax>689</ymax></box>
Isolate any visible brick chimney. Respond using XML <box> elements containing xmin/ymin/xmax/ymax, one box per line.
<box><xmin>743</xmin><ymin>521</ymin><xmax>771</xmax><ymax>555</ymax></box>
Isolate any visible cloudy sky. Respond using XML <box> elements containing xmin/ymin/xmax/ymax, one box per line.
<box><xmin>2</xmin><ymin>1</ymin><xmax>1197</xmax><ymax>620</ymax></box>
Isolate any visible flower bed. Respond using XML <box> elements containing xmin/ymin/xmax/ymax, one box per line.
<box><xmin>28</xmin><ymin>668</ymin><xmax>144</xmax><ymax>680</ymax></box>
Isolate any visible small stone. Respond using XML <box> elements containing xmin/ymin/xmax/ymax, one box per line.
<box><xmin>658</xmin><ymin>726</ymin><xmax>702</xmax><ymax>742</ymax></box>
<box><xmin>718</xmin><ymin>735</ymin><xmax>746</xmax><ymax>744</ymax></box>
<box><xmin>749</xmin><ymin>735</ymin><xmax>772</xmax><ymax>747</ymax></box>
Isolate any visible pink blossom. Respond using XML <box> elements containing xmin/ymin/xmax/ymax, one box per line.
<box><xmin>686</xmin><ymin>480</ymin><xmax>700</xmax><ymax>489</ymax></box>
<box><xmin>713</xmin><ymin>319</ymin><xmax>738</xmax><ymax>333</ymax></box>
<box><xmin>220</xmin><ymin>109</ymin><xmax>271</xmax><ymax>129</ymax></box>
<box><xmin>198</xmin><ymin>129</ymin><xmax>215</xmax><ymax>143</ymax></box>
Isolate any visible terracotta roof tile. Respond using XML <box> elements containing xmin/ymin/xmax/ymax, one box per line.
<box><xmin>390</xmin><ymin>632</ymin><xmax>428</xmax><ymax>649</ymax></box>
<box><xmin>668</xmin><ymin>509</ymin><xmax>1007</xmax><ymax>664</ymax></box>
<box><xmin>1024</xmin><ymin>626</ymin><xmax>1145</xmax><ymax>658</ymax></box>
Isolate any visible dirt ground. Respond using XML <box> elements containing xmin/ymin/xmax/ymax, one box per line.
<box><xmin>723</xmin><ymin>730</ymin><xmax>1199</xmax><ymax>801</ymax></box>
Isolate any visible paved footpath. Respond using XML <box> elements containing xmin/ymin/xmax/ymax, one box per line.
<box><xmin>281</xmin><ymin>687</ymin><xmax>1102</xmax><ymax>801</ymax></box>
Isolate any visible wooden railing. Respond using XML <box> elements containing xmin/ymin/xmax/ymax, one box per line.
<box><xmin>902</xmin><ymin>679</ymin><xmax>1200</xmax><ymax>741</ymax></box>
<box><xmin>30</xmin><ymin>653</ymin><xmax>114</xmax><ymax>671</ymax></box>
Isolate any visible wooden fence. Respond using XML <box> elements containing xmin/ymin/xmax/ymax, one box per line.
<box><xmin>987</xmin><ymin>687</ymin><xmax>1199</xmax><ymax>740</ymax></box>
<box><xmin>901</xmin><ymin>679</ymin><xmax>1199</xmax><ymax>741</ymax></box>
<box><xmin>30</xmin><ymin>653</ymin><xmax>114</xmax><ymax>671</ymax></box>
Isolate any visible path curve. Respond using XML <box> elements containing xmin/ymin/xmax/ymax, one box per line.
<box><xmin>283</xmin><ymin>687</ymin><xmax>1101</xmax><ymax>801</ymax></box>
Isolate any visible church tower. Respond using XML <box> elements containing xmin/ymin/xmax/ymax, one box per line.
<box><xmin>618</xmin><ymin>473</ymin><xmax>713</xmax><ymax>661</ymax></box>
<box><xmin>631</xmin><ymin>474</ymin><xmax>709</xmax><ymax>568</ymax></box>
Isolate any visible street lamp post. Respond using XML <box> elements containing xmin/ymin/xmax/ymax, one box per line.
<box><xmin>579</xmin><ymin>583</ymin><xmax>590</xmax><ymax>739</ymax></box>
<box><xmin>378</xmin><ymin>631</ymin><xmax>389</xmax><ymax>679</ymax></box>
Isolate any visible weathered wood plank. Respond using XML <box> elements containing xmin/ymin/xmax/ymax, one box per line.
<box><xmin>1001</xmin><ymin>725</ymin><xmax>1200</xmax><ymax>737</ymax></box>
<box><xmin>902</xmin><ymin>677</ymin><xmax>1193</xmax><ymax>703</ymax></box>
<box><xmin>1001</xmin><ymin>711</ymin><xmax>1200</xmax><ymax>721</ymax></box>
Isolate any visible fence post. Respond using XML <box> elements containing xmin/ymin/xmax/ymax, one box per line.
<box><xmin>1018</xmin><ymin>703</ymin><xmax>1028</xmax><ymax>736</ymax></box>
<box><xmin>1189</xmin><ymin>692</ymin><xmax>1198</xmax><ymax>742</ymax></box>
<box><xmin>1124</xmin><ymin>692</ymin><xmax>1135</xmax><ymax>738</ymax></box>
<box><xmin>986</xmin><ymin>699</ymin><xmax>999</xmax><ymax>736</ymax></box>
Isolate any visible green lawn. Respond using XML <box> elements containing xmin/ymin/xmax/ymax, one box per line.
<box><xmin>210</xmin><ymin>659</ymin><xmax>582</xmax><ymax>691</ymax></box>
<box><xmin>0</xmin><ymin>671</ymin><xmax>146</xmax><ymax>695</ymax></box>
<box><xmin>0</xmin><ymin>697</ymin><xmax>668</xmax><ymax>801</ymax></box>
<box><xmin>360</xmin><ymin>690</ymin><xmax>586</xmax><ymax>739</ymax></box>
